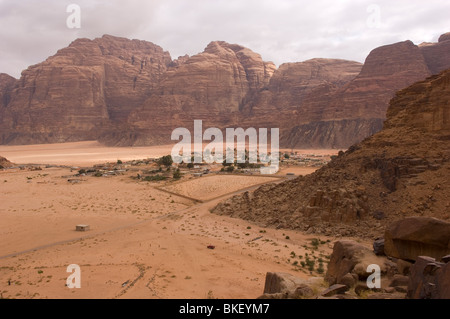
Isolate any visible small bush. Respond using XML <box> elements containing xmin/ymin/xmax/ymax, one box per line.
<box><xmin>144</xmin><ymin>175</ymin><xmax>167</xmax><ymax>182</ymax></box>
<box><xmin>158</xmin><ymin>155</ymin><xmax>173</xmax><ymax>167</ymax></box>
<box><xmin>317</xmin><ymin>262</ymin><xmax>325</xmax><ymax>274</ymax></box>
<box><xmin>173</xmin><ymin>169</ymin><xmax>182</xmax><ymax>180</ymax></box>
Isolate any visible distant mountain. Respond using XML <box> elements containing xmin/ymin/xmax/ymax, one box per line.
<box><xmin>212</xmin><ymin>68</ymin><xmax>450</xmax><ymax>238</ymax></box>
<box><xmin>1</xmin><ymin>33</ymin><xmax>449</xmax><ymax>148</ymax></box>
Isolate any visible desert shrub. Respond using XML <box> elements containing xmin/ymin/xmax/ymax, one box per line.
<box><xmin>173</xmin><ymin>169</ymin><xmax>181</xmax><ymax>179</ymax></box>
<box><xmin>158</xmin><ymin>155</ymin><xmax>173</xmax><ymax>167</ymax></box>
<box><xmin>144</xmin><ymin>175</ymin><xmax>167</xmax><ymax>182</ymax></box>
<box><xmin>222</xmin><ymin>160</ymin><xmax>232</xmax><ymax>167</ymax></box>
<box><xmin>306</xmin><ymin>258</ymin><xmax>315</xmax><ymax>271</ymax></box>
<box><xmin>117</xmin><ymin>159</ymin><xmax>123</xmax><ymax>164</ymax></box>
<box><xmin>311</xmin><ymin>238</ymin><xmax>320</xmax><ymax>248</ymax></box>
<box><xmin>226</xmin><ymin>166</ymin><xmax>235</xmax><ymax>172</ymax></box>
<box><xmin>317</xmin><ymin>262</ymin><xmax>325</xmax><ymax>274</ymax></box>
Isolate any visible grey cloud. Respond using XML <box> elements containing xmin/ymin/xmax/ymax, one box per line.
<box><xmin>0</xmin><ymin>0</ymin><xmax>448</xmax><ymax>78</ymax></box>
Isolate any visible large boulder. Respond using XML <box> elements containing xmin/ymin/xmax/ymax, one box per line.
<box><xmin>325</xmin><ymin>240</ymin><xmax>387</xmax><ymax>285</ymax></box>
<box><xmin>258</xmin><ymin>272</ymin><xmax>319</xmax><ymax>299</ymax></box>
<box><xmin>407</xmin><ymin>256</ymin><xmax>450</xmax><ymax>299</ymax></box>
<box><xmin>384</xmin><ymin>217</ymin><xmax>450</xmax><ymax>262</ymax></box>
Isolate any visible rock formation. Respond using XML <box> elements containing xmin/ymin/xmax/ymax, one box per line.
<box><xmin>1</xmin><ymin>33</ymin><xmax>449</xmax><ymax>148</ymax></box>
<box><xmin>0</xmin><ymin>156</ymin><xmax>13</xmax><ymax>168</ymax></box>
<box><xmin>212</xmin><ymin>68</ymin><xmax>450</xmax><ymax>238</ymax></box>
<box><xmin>407</xmin><ymin>256</ymin><xmax>450</xmax><ymax>299</ymax></box>
<box><xmin>0</xmin><ymin>35</ymin><xmax>171</xmax><ymax>144</ymax></box>
<box><xmin>100</xmin><ymin>41</ymin><xmax>277</xmax><ymax>145</ymax></box>
<box><xmin>384</xmin><ymin>217</ymin><xmax>450</xmax><ymax>262</ymax></box>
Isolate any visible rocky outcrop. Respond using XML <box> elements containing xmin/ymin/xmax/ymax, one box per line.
<box><xmin>212</xmin><ymin>68</ymin><xmax>450</xmax><ymax>238</ymax></box>
<box><xmin>325</xmin><ymin>240</ymin><xmax>387</xmax><ymax>286</ymax></box>
<box><xmin>407</xmin><ymin>256</ymin><xmax>450</xmax><ymax>299</ymax></box>
<box><xmin>257</xmin><ymin>272</ymin><xmax>318</xmax><ymax>299</ymax></box>
<box><xmin>0</xmin><ymin>156</ymin><xmax>13</xmax><ymax>168</ymax></box>
<box><xmin>384</xmin><ymin>217</ymin><xmax>450</xmax><ymax>262</ymax></box>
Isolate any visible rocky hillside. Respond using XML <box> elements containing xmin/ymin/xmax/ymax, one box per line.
<box><xmin>1</xmin><ymin>33</ymin><xmax>449</xmax><ymax>147</ymax></box>
<box><xmin>212</xmin><ymin>68</ymin><xmax>450</xmax><ymax>239</ymax></box>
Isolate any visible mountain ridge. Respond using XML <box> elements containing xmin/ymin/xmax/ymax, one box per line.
<box><xmin>1</xmin><ymin>33</ymin><xmax>449</xmax><ymax>148</ymax></box>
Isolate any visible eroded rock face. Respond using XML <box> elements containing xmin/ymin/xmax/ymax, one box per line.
<box><xmin>407</xmin><ymin>256</ymin><xmax>450</xmax><ymax>299</ymax></box>
<box><xmin>420</xmin><ymin>33</ymin><xmax>450</xmax><ymax>75</ymax></box>
<box><xmin>384</xmin><ymin>217</ymin><xmax>450</xmax><ymax>262</ymax></box>
<box><xmin>280</xmin><ymin>40</ymin><xmax>439</xmax><ymax>149</ymax></box>
<box><xmin>0</xmin><ymin>73</ymin><xmax>17</xmax><ymax>108</ymax></box>
<box><xmin>0</xmin><ymin>34</ymin><xmax>172</xmax><ymax>144</ymax></box>
<box><xmin>1</xmin><ymin>33</ymin><xmax>449</xmax><ymax>148</ymax></box>
<box><xmin>103</xmin><ymin>41</ymin><xmax>277</xmax><ymax>146</ymax></box>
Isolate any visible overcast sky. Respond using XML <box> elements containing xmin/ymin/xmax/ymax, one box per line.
<box><xmin>0</xmin><ymin>0</ymin><xmax>449</xmax><ymax>78</ymax></box>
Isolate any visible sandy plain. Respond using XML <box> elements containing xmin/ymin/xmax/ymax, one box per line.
<box><xmin>0</xmin><ymin>142</ymin><xmax>347</xmax><ymax>299</ymax></box>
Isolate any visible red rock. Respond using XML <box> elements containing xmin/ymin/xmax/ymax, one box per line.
<box><xmin>407</xmin><ymin>256</ymin><xmax>450</xmax><ymax>299</ymax></box>
<box><xmin>420</xmin><ymin>32</ymin><xmax>450</xmax><ymax>75</ymax></box>
<box><xmin>1</xmin><ymin>33</ymin><xmax>449</xmax><ymax>148</ymax></box>
<box><xmin>1</xmin><ymin>34</ymin><xmax>171</xmax><ymax>145</ymax></box>
<box><xmin>384</xmin><ymin>217</ymin><xmax>450</xmax><ymax>262</ymax></box>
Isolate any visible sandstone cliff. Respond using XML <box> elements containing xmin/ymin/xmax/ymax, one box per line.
<box><xmin>0</xmin><ymin>35</ymin><xmax>171</xmax><ymax>144</ymax></box>
<box><xmin>212</xmin><ymin>68</ymin><xmax>450</xmax><ymax>239</ymax></box>
<box><xmin>282</xmin><ymin>40</ymin><xmax>435</xmax><ymax>148</ymax></box>
<box><xmin>99</xmin><ymin>41</ymin><xmax>277</xmax><ymax>145</ymax></box>
<box><xmin>1</xmin><ymin>33</ymin><xmax>450</xmax><ymax>148</ymax></box>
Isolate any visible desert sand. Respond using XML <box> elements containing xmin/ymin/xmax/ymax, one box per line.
<box><xmin>0</xmin><ymin>141</ymin><xmax>177</xmax><ymax>166</ymax></box>
<box><xmin>0</xmin><ymin>143</ymin><xmax>347</xmax><ymax>299</ymax></box>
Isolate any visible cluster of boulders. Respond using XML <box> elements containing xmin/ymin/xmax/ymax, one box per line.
<box><xmin>258</xmin><ymin>216</ymin><xmax>450</xmax><ymax>299</ymax></box>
